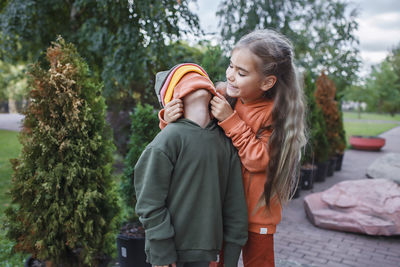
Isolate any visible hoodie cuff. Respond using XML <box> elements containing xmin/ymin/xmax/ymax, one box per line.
<box><xmin>223</xmin><ymin>242</ymin><xmax>242</xmax><ymax>267</ymax></box>
<box><xmin>147</xmin><ymin>238</ymin><xmax>177</xmax><ymax>265</ymax></box>
<box><xmin>218</xmin><ymin>111</ymin><xmax>242</xmax><ymax>133</ymax></box>
<box><xmin>158</xmin><ymin>109</ymin><xmax>168</xmax><ymax>130</ymax></box>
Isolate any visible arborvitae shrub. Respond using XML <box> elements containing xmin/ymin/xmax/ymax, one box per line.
<box><xmin>315</xmin><ymin>71</ymin><xmax>345</xmax><ymax>156</ymax></box>
<box><xmin>5</xmin><ymin>37</ymin><xmax>120</xmax><ymax>265</ymax></box>
<box><xmin>303</xmin><ymin>72</ymin><xmax>329</xmax><ymax>164</ymax></box>
<box><xmin>337</xmin><ymin>102</ymin><xmax>347</xmax><ymax>153</ymax></box>
<box><xmin>121</xmin><ymin>103</ymin><xmax>160</xmax><ymax>219</ymax></box>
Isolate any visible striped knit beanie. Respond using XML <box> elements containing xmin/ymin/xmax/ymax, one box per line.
<box><xmin>154</xmin><ymin>63</ymin><xmax>216</xmax><ymax>107</ymax></box>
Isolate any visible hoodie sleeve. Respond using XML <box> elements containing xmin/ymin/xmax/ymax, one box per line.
<box><xmin>218</xmin><ymin>111</ymin><xmax>270</xmax><ymax>173</ymax></box>
<box><xmin>134</xmin><ymin>146</ymin><xmax>176</xmax><ymax>265</ymax></box>
<box><xmin>222</xmin><ymin>150</ymin><xmax>248</xmax><ymax>267</ymax></box>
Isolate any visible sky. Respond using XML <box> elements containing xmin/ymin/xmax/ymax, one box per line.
<box><xmin>188</xmin><ymin>0</ymin><xmax>400</xmax><ymax>77</ymax></box>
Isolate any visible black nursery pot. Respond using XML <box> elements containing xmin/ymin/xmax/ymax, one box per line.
<box><xmin>25</xmin><ymin>256</ymin><xmax>45</xmax><ymax>267</ymax></box>
<box><xmin>335</xmin><ymin>153</ymin><xmax>344</xmax><ymax>171</ymax></box>
<box><xmin>291</xmin><ymin>184</ymin><xmax>301</xmax><ymax>199</ymax></box>
<box><xmin>315</xmin><ymin>161</ymin><xmax>329</xmax><ymax>182</ymax></box>
<box><xmin>300</xmin><ymin>167</ymin><xmax>316</xmax><ymax>190</ymax></box>
<box><xmin>25</xmin><ymin>252</ymin><xmax>111</xmax><ymax>267</ymax></box>
<box><xmin>117</xmin><ymin>234</ymin><xmax>151</xmax><ymax>267</ymax></box>
<box><xmin>327</xmin><ymin>157</ymin><xmax>337</xmax><ymax>177</ymax></box>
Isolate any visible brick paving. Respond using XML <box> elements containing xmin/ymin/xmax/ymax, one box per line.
<box><xmin>274</xmin><ymin>126</ymin><xmax>400</xmax><ymax>267</ymax></box>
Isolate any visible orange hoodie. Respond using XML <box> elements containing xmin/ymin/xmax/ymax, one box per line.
<box><xmin>218</xmin><ymin>98</ymin><xmax>281</xmax><ymax>234</ymax></box>
<box><xmin>159</xmin><ymin>97</ymin><xmax>281</xmax><ymax>234</ymax></box>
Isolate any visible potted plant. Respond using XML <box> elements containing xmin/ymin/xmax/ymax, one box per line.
<box><xmin>315</xmin><ymin>71</ymin><xmax>343</xmax><ymax>177</ymax></box>
<box><xmin>299</xmin><ymin>164</ymin><xmax>317</xmax><ymax>190</ymax></box>
<box><xmin>312</xmin><ymin>106</ymin><xmax>330</xmax><ymax>182</ymax></box>
<box><xmin>303</xmin><ymin>71</ymin><xmax>330</xmax><ymax>183</ymax></box>
<box><xmin>5</xmin><ymin>37</ymin><xmax>120</xmax><ymax>266</ymax></box>
<box><xmin>291</xmin><ymin>180</ymin><xmax>301</xmax><ymax>199</ymax></box>
<box><xmin>335</xmin><ymin>103</ymin><xmax>347</xmax><ymax>170</ymax></box>
<box><xmin>117</xmin><ymin>222</ymin><xmax>150</xmax><ymax>267</ymax></box>
<box><xmin>118</xmin><ymin>103</ymin><xmax>159</xmax><ymax>267</ymax></box>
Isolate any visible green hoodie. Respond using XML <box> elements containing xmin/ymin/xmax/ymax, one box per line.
<box><xmin>134</xmin><ymin>119</ymin><xmax>248</xmax><ymax>266</ymax></box>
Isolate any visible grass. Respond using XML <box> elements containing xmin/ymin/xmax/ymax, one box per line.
<box><xmin>0</xmin><ymin>130</ymin><xmax>21</xmax><ymax>217</ymax></box>
<box><xmin>0</xmin><ymin>129</ymin><xmax>26</xmax><ymax>266</ymax></box>
<box><xmin>344</xmin><ymin>122</ymin><xmax>398</xmax><ymax>143</ymax></box>
<box><xmin>343</xmin><ymin>111</ymin><xmax>400</xmax><ymax>121</ymax></box>
<box><xmin>342</xmin><ymin>112</ymin><xmax>400</xmax><ymax>144</ymax></box>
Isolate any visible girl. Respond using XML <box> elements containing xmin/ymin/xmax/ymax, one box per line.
<box><xmin>160</xmin><ymin>29</ymin><xmax>306</xmax><ymax>267</ymax></box>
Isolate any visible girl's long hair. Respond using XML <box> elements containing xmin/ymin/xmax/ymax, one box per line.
<box><xmin>234</xmin><ymin>29</ymin><xmax>307</xmax><ymax>208</ymax></box>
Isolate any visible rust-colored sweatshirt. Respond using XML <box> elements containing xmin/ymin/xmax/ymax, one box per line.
<box><xmin>159</xmin><ymin>97</ymin><xmax>281</xmax><ymax>235</ymax></box>
<box><xmin>218</xmin><ymin>98</ymin><xmax>281</xmax><ymax>234</ymax></box>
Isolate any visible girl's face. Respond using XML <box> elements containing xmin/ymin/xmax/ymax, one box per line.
<box><xmin>226</xmin><ymin>48</ymin><xmax>268</xmax><ymax>103</ymax></box>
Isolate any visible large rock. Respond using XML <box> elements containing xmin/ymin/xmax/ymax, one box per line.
<box><xmin>366</xmin><ymin>153</ymin><xmax>400</xmax><ymax>184</ymax></box>
<box><xmin>304</xmin><ymin>179</ymin><xmax>400</xmax><ymax>236</ymax></box>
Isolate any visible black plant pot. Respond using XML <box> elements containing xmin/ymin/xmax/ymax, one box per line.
<box><xmin>335</xmin><ymin>153</ymin><xmax>344</xmax><ymax>171</ymax></box>
<box><xmin>300</xmin><ymin>166</ymin><xmax>316</xmax><ymax>190</ymax></box>
<box><xmin>327</xmin><ymin>157</ymin><xmax>337</xmax><ymax>177</ymax></box>
<box><xmin>291</xmin><ymin>184</ymin><xmax>301</xmax><ymax>199</ymax></box>
<box><xmin>315</xmin><ymin>161</ymin><xmax>329</xmax><ymax>182</ymax></box>
<box><xmin>25</xmin><ymin>253</ymin><xmax>110</xmax><ymax>267</ymax></box>
<box><xmin>117</xmin><ymin>234</ymin><xmax>151</xmax><ymax>267</ymax></box>
<box><xmin>25</xmin><ymin>256</ymin><xmax>45</xmax><ymax>267</ymax></box>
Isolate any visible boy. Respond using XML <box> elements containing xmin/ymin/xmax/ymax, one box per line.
<box><xmin>134</xmin><ymin>64</ymin><xmax>248</xmax><ymax>267</ymax></box>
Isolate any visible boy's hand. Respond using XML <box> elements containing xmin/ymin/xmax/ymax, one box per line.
<box><xmin>155</xmin><ymin>264</ymin><xmax>176</xmax><ymax>267</ymax></box>
<box><xmin>211</xmin><ymin>93</ymin><xmax>234</xmax><ymax>122</ymax></box>
<box><xmin>164</xmin><ymin>99</ymin><xmax>183</xmax><ymax>123</ymax></box>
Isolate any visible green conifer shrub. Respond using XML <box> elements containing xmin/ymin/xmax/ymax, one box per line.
<box><xmin>303</xmin><ymin>72</ymin><xmax>329</xmax><ymax>164</ymax></box>
<box><xmin>5</xmin><ymin>37</ymin><xmax>120</xmax><ymax>266</ymax></box>
<box><xmin>337</xmin><ymin>102</ymin><xmax>347</xmax><ymax>153</ymax></box>
<box><xmin>120</xmin><ymin>104</ymin><xmax>160</xmax><ymax>220</ymax></box>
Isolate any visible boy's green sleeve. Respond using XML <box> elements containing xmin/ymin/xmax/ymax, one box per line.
<box><xmin>134</xmin><ymin>147</ymin><xmax>177</xmax><ymax>265</ymax></box>
<box><xmin>222</xmin><ymin>150</ymin><xmax>248</xmax><ymax>267</ymax></box>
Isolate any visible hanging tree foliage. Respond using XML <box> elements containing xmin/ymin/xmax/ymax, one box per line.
<box><xmin>5</xmin><ymin>37</ymin><xmax>120</xmax><ymax>265</ymax></box>
<box><xmin>216</xmin><ymin>0</ymin><xmax>360</xmax><ymax>91</ymax></box>
<box><xmin>0</xmin><ymin>0</ymin><xmax>201</xmax><ymax>105</ymax></box>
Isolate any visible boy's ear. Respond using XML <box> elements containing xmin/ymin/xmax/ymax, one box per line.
<box><xmin>261</xmin><ymin>75</ymin><xmax>277</xmax><ymax>92</ymax></box>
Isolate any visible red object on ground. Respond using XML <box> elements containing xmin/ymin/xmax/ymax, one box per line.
<box><xmin>349</xmin><ymin>135</ymin><xmax>385</xmax><ymax>151</ymax></box>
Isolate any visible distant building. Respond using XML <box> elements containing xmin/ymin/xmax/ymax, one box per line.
<box><xmin>342</xmin><ymin>101</ymin><xmax>367</xmax><ymax>111</ymax></box>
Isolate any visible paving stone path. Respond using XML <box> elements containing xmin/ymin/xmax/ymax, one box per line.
<box><xmin>274</xmin><ymin>126</ymin><xmax>400</xmax><ymax>267</ymax></box>
<box><xmin>0</xmin><ymin>113</ymin><xmax>24</xmax><ymax>131</ymax></box>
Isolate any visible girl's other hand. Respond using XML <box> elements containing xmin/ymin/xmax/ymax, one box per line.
<box><xmin>210</xmin><ymin>93</ymin><xmax>234</xmax><ymax>122</ymax></box>
<box><xmin>164</xmin><ymin>99</ymin><xmax>183</xmax><ymax>123</ymax></box>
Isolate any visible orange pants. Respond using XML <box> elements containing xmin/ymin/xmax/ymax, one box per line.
<box><xmin>210</xmin><ymin>232</ymin><xmax>274</xmax><ymax>267</ymax></box>
<box><xmin>243</xmin><ymin>232</ymin><xmax>274</xmax><ymax>267</ymax></box>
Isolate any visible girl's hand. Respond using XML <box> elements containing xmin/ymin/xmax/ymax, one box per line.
<box><xmin>164</xmin><ymin>99</ymin><xmax>183</xmax><ymax>123</ymax></box>
<box><xmin>210</xmin><ymin>93</ymin><xmax>234</xmax><ymax>122</ymax></box>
